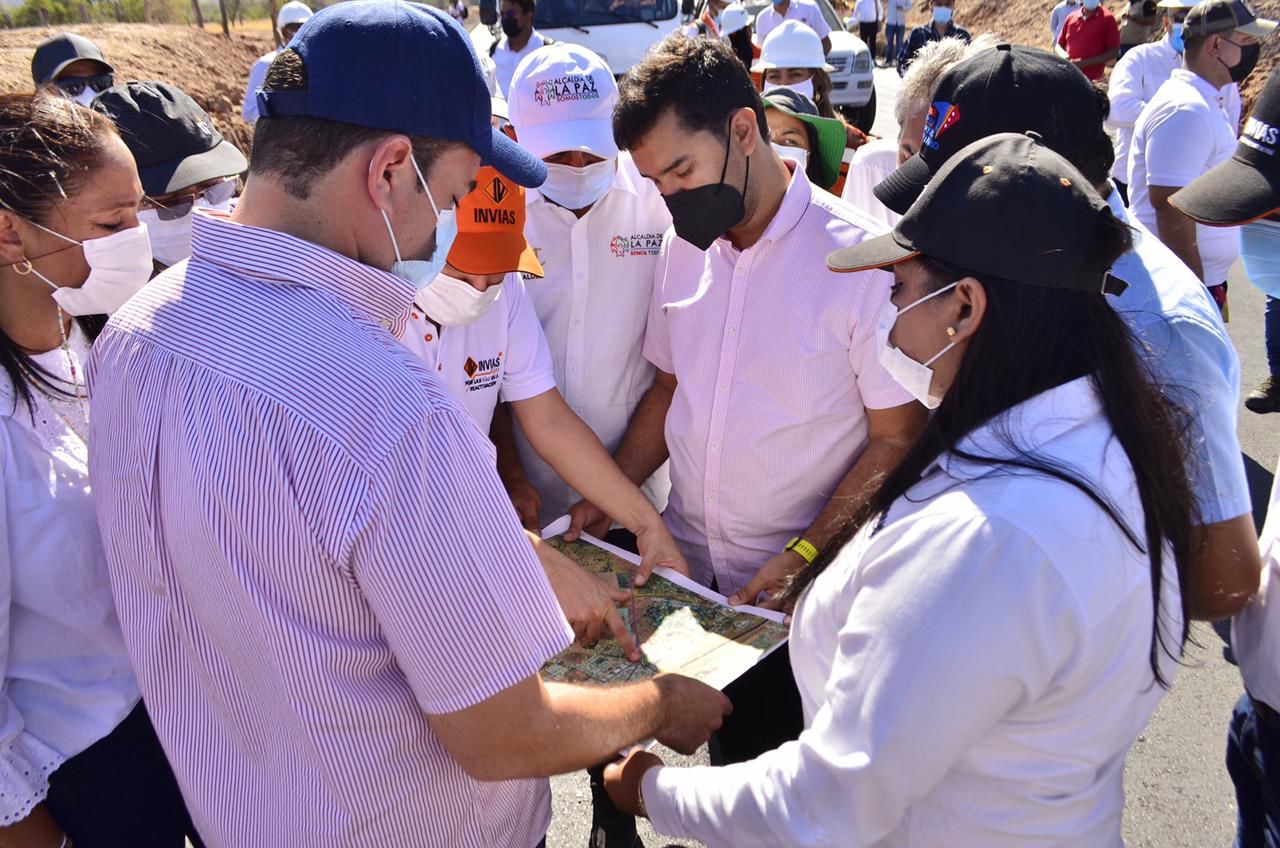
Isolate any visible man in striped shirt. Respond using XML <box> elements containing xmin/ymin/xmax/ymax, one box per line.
<box><xmin>85</xmin><ymin>4</ymin><xmax>730</xmax><ymax>846</ymax></box>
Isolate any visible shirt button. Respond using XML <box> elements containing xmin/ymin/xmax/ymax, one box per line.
<box><xmin>437</xmin><ymin>364</ymin><xmax>442</xmax><ymax>371</ymax></box>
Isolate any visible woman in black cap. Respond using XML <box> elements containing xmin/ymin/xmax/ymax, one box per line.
<box><xmin>604</xmin><ymin>132</ymin><xmax>1196</xmax><ymax>848</ymax></box>
<box><xmin>0</xmin><ymin>92</ymin><xmax>200</xmax><ymax>847</ymax></box>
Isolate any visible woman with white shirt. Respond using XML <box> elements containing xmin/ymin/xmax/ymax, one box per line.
<box><xmin>605</xmin><ymin>132</ymin><xmax>1195</xmax><ymax>846</ymax></box>
<box><xmin>0</xmin><ymin>92</ymin><xmax>199</xmax><ymax>846</ymax></box>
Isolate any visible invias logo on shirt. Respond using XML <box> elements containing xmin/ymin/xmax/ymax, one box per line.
<box><xmin>610</xmin><ymin>232</ymin><xmax>664</xmax><ymax>257</ymax></box>
<box><xmin>463</xmin><ymin>353</ymin><xmax>503</xmax><ymax>392</ymax></box>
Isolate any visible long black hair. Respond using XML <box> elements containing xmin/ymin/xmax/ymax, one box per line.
<box><xmin>785</xmin><ymin>214</ymin><xmax>1196</xmax><ymax>687</ymax></box>
<box><xmin>0</xmin><ymin>92</ymin><xmax>115</xmax><ymax>416</ymax></box>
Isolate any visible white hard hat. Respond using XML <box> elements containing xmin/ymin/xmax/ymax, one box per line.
<box><xmin>1155</xmin><ymin>0</ymin><xmax>1196</xmax><ymax>7</ymax></box>
<box><xmin>719</xmin><ymin>3</ymin><xmax>751</xmax><ymax>36</ymax></box>
<box><xmin>277</xmin><ymin>1</ymin><xmax>313</xmax><ymax>30</ymax></box>
<box><xmin>751</xmin><ymin>20</ymin><xmax>835</xmax><ymax>71</ymax></box>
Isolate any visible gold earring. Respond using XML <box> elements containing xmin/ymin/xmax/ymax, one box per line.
<box><xmin>12</xmin><ymin>259</ymin><xmax>32</xmax><ymax>276</ymax></box>
<box><xmin>946</xmin><ymin>327</ymin><xmax>957</xmax><ymax>337</ymax></box>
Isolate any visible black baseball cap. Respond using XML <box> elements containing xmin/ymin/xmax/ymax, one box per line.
<box><xmin>874</xmin><ymin>44</ymin><xmax>1101</xmax><ymax>215</ymax></box>
<box><xmin>830</xmin><ymin>132</ymin><xmax>1129</xmax><ymax>296</ymax></box>
<box><xmin>1171</xmin><ymin>66</ymin><xmax>1280</xmax><ymax>225</ymax></box>
<box><xmin>1183</xmin><ymin>0</ymin><xmax>1276</xmax><ymax>38</ymax></box>
<box><xmin>31</xmin><ymin>33</ymin><xmax>113</xmax><ymax>84</ymax></box>
<box><xmin>93</xmin><ymin>81</ymin><xmax>248</xmax><ymax>197</ymax></box>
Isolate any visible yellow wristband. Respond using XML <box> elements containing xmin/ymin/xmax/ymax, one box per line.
<box><xmin>785</xmin><ymin>536</ymin><xmax>820</xmax><ymax>566</ymax></box>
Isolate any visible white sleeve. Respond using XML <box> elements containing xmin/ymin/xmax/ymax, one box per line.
<box><xmin>242</xmin><ymin>57</ymin><xmax>269</xmax><ymax>124</ymax></box>
<box><xmin>1227</xmin><ymin>83</ymin><xmax>1243</xmax><ymax>130</ymax></box>
<box><xmin>807</xmin><ymin>2</ymin><xmax>833</xmax><ymax>37</ymax></box>
<box><xmin>498</xmin><ymin>275</ymin><xmax>558</xmax><ymax>404</ymax></box>
<box><xmin>1142</xmin><ymin>108</ymin><xmax>1218</xmax><ymax>188</ymax></box>
<box><xmin>1106</xmin><ymin>52</ymin><xmax>1149</xmax><ymax>129</ymax></box>
<box><xmin>644</xmin><ymin>514</ymin><xmax>1080</xmax><ymax>847</ymax></box>
<box><xmin>0</xmin><ymin>442</ymin><xmax>65</xmax><ymax>826</ymax></box>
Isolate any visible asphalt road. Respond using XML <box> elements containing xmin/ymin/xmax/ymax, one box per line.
<box><xmin>547</xmin><ymin>65</ymin><xmax>1277</xmax><ymax>848</ymax></box>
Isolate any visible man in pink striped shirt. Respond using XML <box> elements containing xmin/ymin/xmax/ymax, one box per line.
<box><xmin>85</xmin><ymin>5</ymin><xmax>730</xmax><ymax>846</ymax></box>
<box><xmin>572</xmin><ymin>36</ymin><xmax>927</xmax><ymax>766</ymax></box>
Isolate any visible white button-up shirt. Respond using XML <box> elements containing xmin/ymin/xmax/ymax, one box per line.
<box><xmin>1235</xmin><ymin>457</ymin><xmax>1280</xmax><ymax>710</ymax></box>
<box><xmin>1129</xmin><ymin>68</ymin><xmax>1241</xmax><ymax>285</ymax></box>
<box><xmin>1107</xmin><ymin>37</ymin><xmax>1241</xmax><ymax>184</ymax></box>
<box><xmin>753</xmin><ymin>0</ymin><xmax>833</xmax><ymax>44</ymax></box>
<box><xmin>493</xmin><ymin>31</ymin><xmax>550</xmax><ymax>98</ymax></box>
<box><xmin>398</xmin><ymin>274</ymin><xmax>557</xmax><ymax>435</ymax></box>
<box><xmin>518</xmin><ymin>154</ymin><xmax>672</xmax><ymax>526</ymax></box>
<box><xmin>1106</xmin><ymin>189</ymin><xmax>1249</xmax><ymax>525</ymax></box>
<box><xmin>840</xmin><ymin>137</ymin><xmax>901</xmax><ymax>232</ymax></box>
<box><xmin>0</xmin><ymin>325</ymin><xmax>140</xmax><ymax>825</ymax></box>
<box><xmin>643</xmin><ymin>377</ymin><xmax>1181</xmax><ymax>847</ymax></box>
<box><xmin>644</xmin><ymin>164</ymin><xmax>912</xmax><ymax>595</ymax></box>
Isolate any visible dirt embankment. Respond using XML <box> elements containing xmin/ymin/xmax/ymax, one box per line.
<box><xmin>0</xmin><ymin>23</ymin><xmax>275</xmax><ymax>155</ymax></box>
<box><xmin>899</xmin><ymin>0</ymin><xmax>1280</xmax><ymax>116</ymax></box>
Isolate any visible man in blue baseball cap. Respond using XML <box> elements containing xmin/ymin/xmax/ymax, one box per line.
<box><xmin>85</xmin><ymin>3</ymin><xmax>732</xmax><ymax>847</ymax></box>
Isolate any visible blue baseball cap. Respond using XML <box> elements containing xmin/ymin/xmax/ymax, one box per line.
<box><xmin>255</xmin><ymin>0</ymin><xmax>545</xmax><ymax>187</ymax></box>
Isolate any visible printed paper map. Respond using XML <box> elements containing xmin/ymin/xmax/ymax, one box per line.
<box><xmin>539</xmin><ymin>517</ymin><xmax>789</xmax><ymax>691</ymax></box>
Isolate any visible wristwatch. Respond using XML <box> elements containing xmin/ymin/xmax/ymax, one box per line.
<box><xmin>784</xmin><ymin>536</ymin><xmax>820</xmax><ymax>566</ymax></box>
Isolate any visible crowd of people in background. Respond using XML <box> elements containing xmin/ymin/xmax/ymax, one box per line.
<box><xmin>5</xmin><ymin>0</ymin><xmax>1280</xmax><ymax>845</ymax></box>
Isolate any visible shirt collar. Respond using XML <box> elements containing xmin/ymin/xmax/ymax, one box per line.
<box><xmin>927</xmin><ymin>377</ymin><xmax>1103</xmax><ymax>480</ymax></box>
<box><xmin>1172</xmin><ymin>67</ymin><xmax>1233</xmax><ymax>104</ymax></box>
<box><xmin>756</xmin><ymin>160</ymin><xmax>812</xmax><ymax>245</ymax></box>
<box><xmin>191</xmin><ymin>210</ymin><xmax>416</xmax><ymax>337</ymax></box>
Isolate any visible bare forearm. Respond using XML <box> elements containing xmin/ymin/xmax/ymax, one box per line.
<box><xmin>612</xmin><ymin>374</ymin><xmax>675</xmax><ymax>486</ymax></box>
<box><xmin>798</xmin><ymin>435</ymin><xmax>916</xmax><ymax>551</ymax></box>
<box><xmin>491</xmin><ymin>403</ymin><xmax>531</xmax><ymax>486</ymax></box>
<box><xmin>515</xmin><ymin>393</ymin><xmax>661</xmax><ymax>531</ymax></box>
<box><xmin>1079</xmin><ymin>47</ymin><xmax>1118</xmax><ymax>67</ymax></box>
<box><xmin>0</xmin><ymin>803</ymin><xmax>65</xmax><ymax>847</ymax></box>
<box><xmin>1186</xmin><ymin>514</ymin><xmax>1263</xmax><ymax>620</ymax></box>
<box><xmin>1154</xmin><ymin>203</ymin><xmax>1204</xmax><ymax>280</ymax></box>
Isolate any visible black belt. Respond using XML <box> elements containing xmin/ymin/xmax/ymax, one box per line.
<box><xmin>1251</xmin><ymin>693</ymin><xmax>1280</xmax><ymax>729</ymax></box>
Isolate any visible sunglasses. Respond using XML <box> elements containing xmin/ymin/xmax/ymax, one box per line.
<box><xmin>142</xmin><ymin>178</ymin><xmax>237</xmax><ymax>221</ymax></box>
<box><xmin>55</xmin><ymin>73</ymin><xmax>115</xmax><ymax>97</ymax></box>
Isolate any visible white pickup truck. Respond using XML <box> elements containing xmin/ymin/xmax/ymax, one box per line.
<box><xmin>471</xmin><ymin>0</ymin><xmax>875</xmax><ymax>130</ymax></box>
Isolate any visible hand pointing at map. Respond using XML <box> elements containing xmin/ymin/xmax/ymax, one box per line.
<box><xmin>532</xmin><ymin>534</ymin><xmax>643</xmax><ymax>661</ymax></box>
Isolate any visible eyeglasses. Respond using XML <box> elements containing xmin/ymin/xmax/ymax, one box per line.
<box><xmin>142</xmin><ymin>178</ymin><xmax>237</xmax><ymax>221</ymax></box>
<box><xmin>54</xmin><ymin>73</ymin><xmax>115</xmax><ymax>97</ymax></box>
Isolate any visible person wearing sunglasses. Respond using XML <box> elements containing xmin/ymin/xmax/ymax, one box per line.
<box><xmin>93</xmin><ymin>81</ymin><xmax>248</xmax><ymax>272</ymax></box>
<box><xmin>30</xmin><ymin>33</ymin><xmax>114</xmax><ymax>108</ymax></box>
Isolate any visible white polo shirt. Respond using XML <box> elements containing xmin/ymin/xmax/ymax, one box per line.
<box><xmin>643</xmin><ymin>377</ymin><xmax>1182</xmax><ymax>847</ymax></box>
<box><xmin>517</xmin><ymin>154</ymin><xmax>673</xmax><ymax>526</ymax></box>
<box><xmin>644</xmin><ymin>163</ymin><xmax>912</xmax><ymax>596</ymax></box>
<box><xmin>493</xmin><ymin>31</ymin><xmax>551</xmax><ymax>98</ymax></box>
<box><xmin>398</xmin><ymin>273</ymin><xmax>557</xmax><ymax>435</ymax></box>
<box><xmin>840</xmin><ymin>137</ymin><xmax>901</xmax><ymax>232</ymax></box>
<box><xmin>1107</xmin><ymin>37</ymin><xmax>1241</xmax><ymax>185</ymax></box>
<box><xmin>1129</xmin><ymin>69</ymin><xmax>1241</xmax><ymax>285</ymax></box>
<box><xmin>753</xmin><ymin>0</ymin><xmax>832</xmax><ymax>44</ymax></box>
<box><xmin>1235</xmin><ymin>457</ymin><xmax>1280</xmax><ymax>710</ymax></box>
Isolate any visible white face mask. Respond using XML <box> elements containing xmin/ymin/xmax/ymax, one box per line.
<box><xmin>71</xmin><ymin>88</ymin><xmax>98</xmax><ymax>108</ymax></box>
<box><xmin>418</xmin><ymin>273</ymin><xmax>502</xmax><ymax>327</ymax></box>
<box><xmin>764</xmin><ymin>79</ymin><xmax>815</xmax><ymax>101</ymax></box>
<box><xmin>378</xmin><ymin>154</ymin><xmax>458</xmax><ymax>291</ymax></box>
<box><xmin>876</xmin><ymin>281</ymin><xmax>959</xmax><ymax>409</ymax></box>
<box><xmin>139</xmin><ymin>195</ymin><xmax>234</xmax><ymax>268</ymax></box>
<box><xmin>539</xmin><ymin>158</ymin><xmax>617</xmax><ymax>211</ymax></box>
<box><xmin>772</xmin><ymin>142</ymin><xmax>810</xmax><ymax>170</ymax></box>
<box><xmin>20</xmin><ymin>219</ymin><xmax>154</xmax><ymax>316</ymax></box>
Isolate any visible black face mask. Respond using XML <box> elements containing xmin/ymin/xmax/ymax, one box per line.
<box><xmin>1223</xmin><ymin>38</ymin><xmax>1261</xmax><ymax>83</ymax></box>
<box><xmin>501</xmin><ymin>14</ymin><xmax>524</xmax><ymax>37</ymax></box>
<box><xmin>663</xmin><ymin>130</ymin><xmax>750</xmax><ymax>251</ymax></box>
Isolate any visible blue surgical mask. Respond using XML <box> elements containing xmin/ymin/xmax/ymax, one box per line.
<box><xmin>1170</xmin><ymin>21</ymin><xmax>1185</xmax><ymax>53</ymax></box>
<box><xmin>932</xmin><ymin>5</ymin><xmax>952</xmax><ymax>24</ymax></box>
<box><xmin>1240</xmin><ymin>219</ymin><xmax>1280</xmax><ymax>299</ymax></box>
<box><xmin>378</xmin><ymin>155</ymin><xmax>458</xmax><ymax>292</ymax></box>
<box><xmin>1083</xmin><ymin>0</ymin><xmax>1100</xmax><ymax>10</ymax></box>
<box><xmin>772</xmin><ymin>0</ymin><xmax>786</xmax><ymax>7</ymax></box>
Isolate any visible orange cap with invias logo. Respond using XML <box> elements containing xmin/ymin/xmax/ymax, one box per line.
<box><xmin>447</xmin><ymin>166</ymin><xmax>544</xmax><ymax>278</ymax></box>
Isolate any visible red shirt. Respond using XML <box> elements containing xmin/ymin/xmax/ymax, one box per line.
<box><xmin>1057</xmin><ymin>6</ymin><xmax>1120</xmax><ymax>80</ymax></box>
